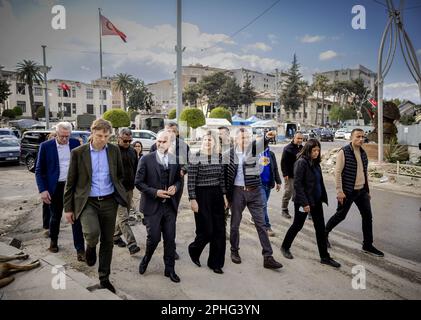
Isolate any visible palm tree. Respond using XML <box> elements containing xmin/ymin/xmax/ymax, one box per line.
<box><xmin>16</xmin><ymin>60</ymin><xmax>43</xmax><ymax>120</ymax></box>
<box><xmin>313</xmin><ymin>74</ymin><xmax>331</xmax><ymax>126</ymax></box>
<box><xmin>297</xmin><ymin>80</ymin><xmax>311</xmax><ymax>123</ymax></box>
<box><xmin>114</xmin><ymin>73</ymin><xmax>134</xmax><ymax>111</ymax></box>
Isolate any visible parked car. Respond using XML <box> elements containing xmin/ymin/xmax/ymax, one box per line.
<box><xmin>301</xmin><ymin>130</ymin><xmax>316</xmax><ymax>142</ymax></box>
<box><xmin>334</xmin><ymin>128</ymin><xmax>346</xmax><ymax>139</ymax></box>
<box><xmin>0</xmin><ymin>137</ymin><xmax>21</xmax><ymax>165</ymax></box>
<box><xmin>0</xmin><ymin>128</ymin><xmax>21</xmax><ymax>139</ymax></box>
<box><xmin>319</xmin><ymin>129</ymin><xmax>334</xmax><ymax>142</ymax></box>
<box><xmin>20</xmin><ymin>130</ymin><xmax>90</xmax><ymax>172</ymax></box>
<box><xmin>131</xmin><ymin>130</ymin><xmax>157</xmax><ymax>150</ymax></box>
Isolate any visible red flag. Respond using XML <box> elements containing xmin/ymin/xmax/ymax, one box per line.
<box><xmin>60</xmin><ymin>82</ymin><xmax>70</xmax><ymax>91</ymax></box>
<box><xmin>100</xmin><ymin>14</ymin><xmax>127</xmax><ymax>43</ymax></box>
<box><xmin>368</xmin><ymin>98</ymin><xmax>378</xmax><ymax>108</ymax></box>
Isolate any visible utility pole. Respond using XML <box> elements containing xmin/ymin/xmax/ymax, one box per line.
<box><xmin>41</xmin><ymin>45</ymin><xmax>50</xmax><ymax>130</ymax></box>
<box><xmin>175</xmin><ymin>0</ymin><xmax>183</xmax><ymax>122</ymax></box>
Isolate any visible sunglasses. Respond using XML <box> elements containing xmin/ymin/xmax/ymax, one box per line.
<box><xmin>122</xmin><ymin>139</ymin><xmax>133</xmax><ymax>143</ymax></box>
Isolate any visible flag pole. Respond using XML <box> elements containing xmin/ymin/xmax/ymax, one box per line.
<box><xmin>99</xmin><ymin>8</ymin><xmax>103</xmax><ymax>116</ymax></box>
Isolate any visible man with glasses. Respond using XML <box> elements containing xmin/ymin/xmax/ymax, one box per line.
<box><xmin>113</xmin><ymin>128</ymin><xmax>141</xmax><ymax>255</ymax></box>
<box><xmin>35</xmin><ymin>122</ymin><xmax>85</xmax><ymax>261</ymax></box>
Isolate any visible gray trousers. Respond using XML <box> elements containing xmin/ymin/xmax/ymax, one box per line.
<box><xmin>114</xmin><ymin>189</ymin><xmax>137</xmax><ymax>248</ymax></box>
<box><xmin>230</xmin><ymin>186</ymin><xmax>273</xmax><ymax>257</ymax></box>
<box><xmin>281</xmin><ymin>178</ymin><xmax>295</xmax><ymax>211</ymax></box>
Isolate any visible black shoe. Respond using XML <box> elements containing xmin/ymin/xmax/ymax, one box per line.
<box><xmin>320</xmin><ymin>257</ymin><xmax>341</xmax><ymax>268</ymax></box>
<box><xmin>113</xmin><ymin>238</ymin><xmax>127</xmax><ymax>248</ymax></box>
<box><xmin>213</xmin><ymin>268</ymin><xmax>224</xmax><ymax>274</ymax></box>
<box><xmin>129</xmin><ymin>245</ymin><xmax>141</xmax><ymax>255</ymax></box>
<box><xmin>174</xmin><ymin>251</ymin><xmax>180</xmax><ymax>260</ymax></box>
<box><xmin>100</xmin><ymin>279</ymin><xmax>116</xmax><ymax>293</ymax></box>
<box><xmin>231</xmin><ymin>251</ymin><xmax>242</xmax><ymax>264</ymax></box>
<box><xmin>77</xmin><ymin>250</ymin><xmax>86</xmax><ymax>262</ymax></box>
<box><xmin>164</xmin><ymin>270</ymin><xmax>180</xmax><ymax>283</ymax></box>
<box><xmin>282</xmin><ymin>210</ymin><xmax>291</xmax><ymax>219</ymax></box>
<box><xmin>264</xmin><ymin>256</ymin><xmax>283</xmax><ymax>269</ymax></box>
<box><xmin>85</xmin><ymin>246</ymin><xmax>97</xmax><ymax>266</ymax></box>
<box><xmin>362</xmin><ymin>245</ymin><xmax>384</xmax><ymax>257</ymax></box>
<box><xmin>48</xmin><ymin>241</ymin><xmax>59</xmax><ymax>253</ymax></box>
<box><xmin>325</xmin><ymin>232</ymin><xmax>331</xmax><ymax>249</ymax></box>
<box><xmin>281</xmin><ymin>247</ymin><xmax>294</xmax><ymax>259</ymax></box>
<box><xmin>188</xmin><ymin>246</ymin><xmax>201</xmax><ymax>267</ymax></box>
<box><xmin>138</xmin><ymin>256</ymin><xmax>150</xmax><ymax>274</ymax></box>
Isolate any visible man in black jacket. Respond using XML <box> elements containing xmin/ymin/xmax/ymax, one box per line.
<box><xmin>113</xmin><ymin>128</ymin><xmax>141</xmax><ymax>255</ymax></box>
<box><xmin>280</xmin><ymin>132</ymin><xmax>303</xmax><ymax>218</ymax></box>
<box><xmin>135</xmin><ymin>130</ymin><xmax>182</xmax><ymax>283</ymax></box>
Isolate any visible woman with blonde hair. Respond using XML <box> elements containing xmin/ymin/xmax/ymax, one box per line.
<box><xmin>187</xmin><ymin>130</ymin><xmax>228</xmax><ymax>274</ymax></box>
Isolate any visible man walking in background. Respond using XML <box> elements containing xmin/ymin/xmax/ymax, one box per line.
<box><xmin>280</xmin><ymin>132</ymin><xmax>303</xmax><ymax>219</ymax></box>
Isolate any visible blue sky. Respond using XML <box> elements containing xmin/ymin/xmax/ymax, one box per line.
<box><xmin>1</xmin><ymin>0</ymin><xmax>420</xmax><ymax>101</ymax></box>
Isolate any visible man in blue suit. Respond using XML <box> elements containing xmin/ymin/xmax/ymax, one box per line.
<box><xmin>35</xmin><ymin>122</ymin><xmax>85</xmax><ymax>261</ymax></box>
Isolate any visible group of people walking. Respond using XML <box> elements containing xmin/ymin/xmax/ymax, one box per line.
<box><xmin>35</xmin><ymin>119</ymin><xmax>384</xmax><ymax>294</ymax></box>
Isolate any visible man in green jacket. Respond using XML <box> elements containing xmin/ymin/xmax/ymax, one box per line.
<box><xmin>64</xmin><ymin>119</ymin><xmax>127</xmax><ymax>294</ymax></box>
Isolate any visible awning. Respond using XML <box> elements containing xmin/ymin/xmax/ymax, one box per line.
<box><xmin>255</xmin><ymin>101</ymin><xmax>272</xmax><ymax>107</ymax></box>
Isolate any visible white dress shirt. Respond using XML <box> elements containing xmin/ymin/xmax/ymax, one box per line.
<box><xmin>234</xmin><ymin>148</ymin><xmax>246</xmax><ymax>187</ymax></box>
<box><xmin>56</xmin><ymin>139</ymin><xmax>71</xmax><ymax>182</ymax></box>
<box><xmin>156</xmin><ymin>150</ymin><xmax>169</xmax><ymax>168</ymax></box>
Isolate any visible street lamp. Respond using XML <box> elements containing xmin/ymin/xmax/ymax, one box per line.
<box><xmin>41</xmin><ymin>45</ymin><xmax>52</xmax><ymax>129</ymax></box>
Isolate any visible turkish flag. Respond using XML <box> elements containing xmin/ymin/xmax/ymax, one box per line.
<box><xmin>100</xmin><ymin>14</ymin><xmax>127</xmax><ymax>43</ymax></box>
<box><xmin>60</xmin><ymin>82</ymin><xmax>70</xmax><ymax>97</ymax></box>
<box><xmin>368</xmin><ymin>98</ymin><xmax>378</xmax><ymax>108</ymax></box>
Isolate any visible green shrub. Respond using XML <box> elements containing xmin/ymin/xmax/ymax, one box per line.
<box><xmin>168</xmin><ymin>108</ymin><xmax>176</xmax><ymax>119</ymax></box>
<box><xmin>13</xmin><ymin>106</ymin><xmax>23</xmax><ymax>116</ymax></box>
<box><xmin>180</xmin><ymin>107</ymin><xmax>205</xmax><ymax>129</ymax></box>
<box><xmin>209</xmin><ymin>106</ymin><xmax>232</xmax><ymax>123</ymax></box>
<box><xmin>103</xmin><ymin>109</ymin><xmax>130</xmax><ymax>128</ymax></box>
<box><xmin>2</xmin><ymin>109</ymin><xmax>16</xmax><ymax>118</ymax></box>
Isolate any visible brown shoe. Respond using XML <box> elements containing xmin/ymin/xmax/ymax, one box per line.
<box><xmin>263</xmin><ymin>256</ymin><xmax>283</xmax><ymax>269</ymax></box>
<box><xmin>48</xmin><ymin>241</ymin><xmax>59</xmax><ymax>253</ymax></box>
<box><xmin>77</xmin><ymin>250</ymin><xmax>86</xmax><ymax>262</ymax></box>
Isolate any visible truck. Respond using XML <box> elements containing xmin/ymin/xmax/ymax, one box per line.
<box><xmin>134</xmin><ymin>115</ymin><xmax>165</xmax><ymax>133</ymax></box>
<box><xmin>76</xmin><ymin>114</ymin><xmax>96</xmax><ymax>131</ymax></box>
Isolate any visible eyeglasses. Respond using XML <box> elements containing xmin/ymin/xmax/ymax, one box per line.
<box><xmin>122</xmin><ymin>139</ymin><xmax>133</xmax><ymax>143</ymax></box>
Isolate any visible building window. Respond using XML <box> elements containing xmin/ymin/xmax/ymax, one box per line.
<box><xmin>189</xmin><ymin>77</ymin><xmax>197</xmax><ymax>83</ymax></box>
<box><xmin>298</xmin><ymin>112</ymin><xmax>302</xmax><ymax>118</ymax></box>
<box><xmin>304</xmin><ymin>112</ymin><xmax>308</xmax><ymax>119</ymax></box>
<box><xmin>72</xmin><ymin>103</ymin><xmax>76</xmax><ymax>114</ymax></box>
<box><xmin>100</xmin><ymin>90</ymin><xmax>107</xmax><ymax>100</ymax></box>
<box><xmin>72</xmin><ymin>87</ymin><xmax>76</xmax><ymax>98</ymax></box>
<box><xmin>86</xmin><ymin>88</ymin><xmax>93</xmax><ymax>99</ymax></box>
<box><xmin>64</xmin><ymin>103</ymin><xmax>71</xmax><ymax>117</ymax></box>
<box><xmin>17</xmin><ymin>101</ymin><xmax>26</xmax><ymax>113</ymax></box>
<box><xmin>16</xmin><ymin>83</ymin><xmax>26</xmax><ymax>95</ymax></box>
<box><xmin>86</xmin><ymin>104</ymin><xmax>94</xmax><ymax>114</ymax></box>
<box><xmin>102</xmin><ymin>105</ymin><xmax>107</xmax><ymax>114</ymax></box>
<box><xmin>34</xmin><ymin>87</ymin><xmax>43</xmax><ymax>96</ymax></box>
<box><xmin>286</xmin><ymin>112</ymin><xmax>290</xmax><ymax>119</ymax></box>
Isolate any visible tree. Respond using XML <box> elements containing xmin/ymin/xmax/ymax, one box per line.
<box><xmin>217</xmin><ymin>77</ymin><xmax>242</xmax><ymax>114</ymax></box>
<box><xmin>209</xmin><ymin>107</ymin><xmax>232</xmax><ymax>123</ymax></box>
<box><xmin>312</xmin><ymin>74</ymin><xmax>331</xmax><ymax>126</ymax></box>
<box><xmin>329</xmin><ymin>104</ymin><xmax>357</xmax><ymax>123</ymax></box>
<box><xmin>128</xmin><ymin>79</ymin><xmax>154</xmax><ymax>112</ymax></box>
<box><xmin>297</xmin><ymin>80</ymin><xmax>311</xmax><ymax>123</ymax></box>
<box><xmin>2</xmin><ymin>109</ymin><xmax>15</xmax><ymax>119</ymax></box>
<box><xmin>103</xmin><ymin>109</ymin><xmax>130</xmax><ymax>128</ymax></box>
<box><xmin>183</xmin><ymin>84</ymin><xmax>201</xmax><ymax>107</ymax></box>
<box><xmin>114</xmin><ymin>73</ymin><xmax>134</xmax><ymax>111</ymax></box>
<box><xmin>13</xmin><ymin>106</ymin><xmax>23</xmax><ymax>116</ymax></box>
<box><xmin>400</xmin><ymin>114</ymin><xmax>415</xmax><ymax>125</ymax></box>
<box><xmin>281</xmin><ymin>54</ymin><xmax>302</xmax><ymax>112</ymax></box>
<box><xmin>180</xmin><ymin>107</ymin><xmax>205</xmax><ymax>132</ymax></box>
<box><xmin>168</xmin><ymin>108</ymin><xmax>176</xmax><ymax>119</ymax></box>
<box><xmin>0</xmin><ymin>80</ymin><xmax>11</xmax><ymax>104</ymax></box>
<box><xmin>199</xmin><ymin>72</ymin><xmax>232</xmax><ymax>115</ymax></box>
<box><xmin>240</xmin><ymin>73</ymin><xmax>257</xmax><ymax>117</ymax></box>
<box><xmin>36</xmin><ymin>106</ymin><xmax>45</xmax><ymax>120</ymax></box>
<box><xmin>16</xmin><ymin>60</ymin><xmax>43</xmax><ymax>120</ymax></box>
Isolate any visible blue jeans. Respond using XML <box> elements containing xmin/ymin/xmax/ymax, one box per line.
<box><xmin>260</xmin><ymin>184</ymin><xmax>272</xmax><ymax>229</ymax></box>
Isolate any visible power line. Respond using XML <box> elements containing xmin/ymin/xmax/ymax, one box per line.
<box><xmin>48</xmin><ymin>46</ymin><xmax>128</xmax><ymax>56</ymax></box>
<box><xmin>201</xmin><ymin>0</ymin><xmax>281</xmax><ymax>52</ymax></box>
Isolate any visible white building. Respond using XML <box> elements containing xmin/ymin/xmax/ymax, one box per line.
<box><xmin>1</xmin><ymin>70</ymin><xmax>113</xmax><ymax>120</ymax></box>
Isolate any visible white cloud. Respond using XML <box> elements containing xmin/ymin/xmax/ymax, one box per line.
<box><xmin>267</xmin><ymin>34</ymin><xmax>279</xmax><ymax>45</ymax></box>
<box><xmin>300</xmin><ymin>34</ymin><xmax>325</xmax><ymax>43</ymax></box>
<box><xmin>81</xmin><ymin>66</ymin><xmax>90</xmax><ymax>71</ymax></box>
<box><xmin>243</xmin><ymin>42</ymin><xmax>272</xmax><ymax>52</ymax></box>
<box><xmin>384</xmin><ymin>82</ymin><xmax>421</xmax><ymax>103</ymax></box>
<box><xmin>319</xmin><ymin>50</ymin><xmax>339</xmax><ymax>61</ymax></box>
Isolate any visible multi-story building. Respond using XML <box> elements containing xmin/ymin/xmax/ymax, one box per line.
<box><xmin>314</xmin><ymin>64</ymin><xmax>377</xmax><ymax>91</ymax></box>
<box><xmin>0</xmin><ymin>70</ymin><xmax>113</xmax><ymax>120</ymax></box>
